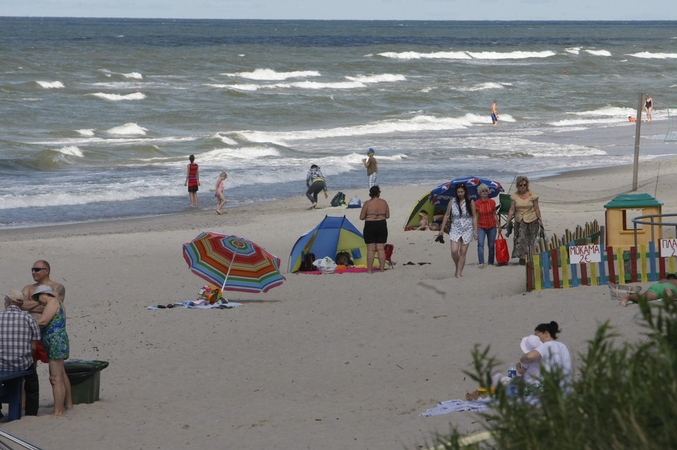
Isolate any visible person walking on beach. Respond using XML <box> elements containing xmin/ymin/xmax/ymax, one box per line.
<box><xmin>360</xmin><ymin>186</ymin><xmax>390</xmax><ymax>274</ymax></box>
<box><xmin>363</xmin><ymin>148</ymin><xmax>378</xmax><ymax>188</ymax></box>
<box><xmin>305</xmin><ymin>164</ymin><xmax>328</xmax><ymax>210</ymax></box>
<box><xmin>644</xmin><ymin>94</ymin><xmax>653</xmax><ymax>122</ymax></box>
<box><xmin>438</xmin><ymin>183</ymin><xmax>478</xmax><ymax>278</ymax></box>
<box><xmin>475</xmin><ymin>183</ymin><xmax>499</xmax><ymax>268</ymax></box>
<box><xmin>21</xmin><ymin>260</ymin><xmax>70</xmax><ymax>416</ymax></box>
<box><xmin>215</xmin><ymin>171</ymin><xmax>227</xmax><ymax>215</ymax></box>
<box><xmin>184</xmin><ymin>154</ymin><xmax>200</xmax><ymax>207</ymax></box>
<box><xmin>491</xmin><ymin>100</ymin><xmax>499</xmax><ymax>125</ymax></box>
<box><xmin>506</xmin><ymin>176</ymin><xmax>543</xmax><ymax>265</ymax></box>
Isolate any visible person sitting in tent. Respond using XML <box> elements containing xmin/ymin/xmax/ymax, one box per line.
<box><xmin>430</xmin><ymin>208</ymin><xmax>446</xmax><ymax>231</ymax></box>
<box><xmin>416</xmin><ymin>211</ymin><xmax>430</xmax><ymax>231</ymax></box>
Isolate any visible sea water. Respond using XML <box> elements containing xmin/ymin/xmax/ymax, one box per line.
<box><xmin>1</xmin><ymin>19</ymin><xmax>676</xmax><ymax>228</ymax></box>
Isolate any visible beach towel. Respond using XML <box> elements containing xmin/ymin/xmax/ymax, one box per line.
<box><xmin>146</xmin><ymin>300</ymin><xmax>242</xmax><ymax>310</ymax></box>
<box><xmin>420</xmin><ymin>398</ymin><xmax>492</xmax><ymax>416</ymax></box>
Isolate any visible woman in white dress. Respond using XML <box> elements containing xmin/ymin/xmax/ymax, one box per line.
<box><xmin>438</xmin><ymin>183</ymin><xmax>477</xmax><ymax>278</ymax></box>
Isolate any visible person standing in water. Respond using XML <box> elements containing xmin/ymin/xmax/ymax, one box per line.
<box><xmin>184</xmin><ymin>154</ymin><xmax>200</xmax><ymax>207</ymax></box>
<box><xmin>215</xmin><ymin>172</ymin><xmax>227</xmax><ymax>215</ymax></box>
<box><xmin>491</xmin><ymin>100</ymin><xmax>499</xmax><ymax>125</ymax></box>
<box><xmin>644</xmin><ymin>94</ymin><xmax>653</xmax><ymax>122</ymax></box>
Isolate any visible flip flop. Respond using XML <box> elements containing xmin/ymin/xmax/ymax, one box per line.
<box><xmin>404</xmin><ymin>261</ymin><xmax>416</xmax><ymax>265</ymax></box>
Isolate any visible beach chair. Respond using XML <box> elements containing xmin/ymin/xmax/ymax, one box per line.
<box><xmin>384</xmin><ymin>244</ymin><xmax>394</xmax><ymax>268</ymax></box>
<box><xmin>496</xmin><ymin>193</ymin><xmax>512</xmax><ymax>228</ymax></box>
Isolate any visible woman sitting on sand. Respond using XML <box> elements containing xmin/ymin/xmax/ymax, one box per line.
<box><xmin>416</xmin><ymin>211</ymin><xmax>430</xmax><ymax>230</ymax></box>
<box><xmin>620</xmin><ymin>274</ymin><xmax>677</xmax><ymax>307</ymax></box>
<box><xmin>520</xmin><ymin>320</ymin><xmax>572</xmax><ymax>387</ymax></box>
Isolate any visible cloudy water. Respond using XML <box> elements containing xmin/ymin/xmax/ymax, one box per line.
<box><xmin>1</xmin><ymin>18</ymin><xmax>676</xmax><ymax>227</ymax></box>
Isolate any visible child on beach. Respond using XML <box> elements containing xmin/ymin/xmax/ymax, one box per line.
<box><xmin>215</xmin><ymin>172</ymin><xmax>227</xmax><ymax>215</ymax></box>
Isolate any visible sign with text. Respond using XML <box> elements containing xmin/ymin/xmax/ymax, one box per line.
<box><xmin>660</xmin><ymin>239</ymin><xmax>677</xmax><ymax>257</ymax></box>
<box><xmin>569</xmin><ymin>245</ymin><xmax>602</xmax><ymax>264</ymax></box>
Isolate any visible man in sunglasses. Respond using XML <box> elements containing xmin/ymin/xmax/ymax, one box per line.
<box><xmin>20</xmin><ymin>260</ymin><xmax>67</xmax><ymax>416</ymax></box>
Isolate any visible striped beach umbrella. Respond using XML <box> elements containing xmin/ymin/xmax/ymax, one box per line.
<box><xmin>183</xmin><ymin>232</ymin><xmax>285</xmax><ymax>293</ymax></box>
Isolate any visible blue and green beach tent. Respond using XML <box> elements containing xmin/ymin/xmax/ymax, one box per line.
<box><xmin>288</xmin><ymin>215</ymin><xmax>368</xmax><ymax>272</ymax></box>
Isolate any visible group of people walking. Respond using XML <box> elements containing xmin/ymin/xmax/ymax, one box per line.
<box><xmin>436</xmin><ymin>176</ymin><xmax>543</xmax><ymax>277</ymax></box>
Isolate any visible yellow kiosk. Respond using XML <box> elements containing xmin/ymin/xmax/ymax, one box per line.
<box><xmin>604</xmin><ymin>193</ymin><xmax>663</xmax><ymax>249</ymax></box>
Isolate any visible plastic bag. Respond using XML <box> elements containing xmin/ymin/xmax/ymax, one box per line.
<box><xmin>495</xmin><ymin>229</ymin><xmax>510</xmax><ymax>265</ymax></box>
<box><xmin>313</xmin><ymin>257</ymin><xmax>337</xmax><ymax>274</ymax></box>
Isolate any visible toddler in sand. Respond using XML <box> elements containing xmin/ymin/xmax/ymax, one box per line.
<box><xmin>215</xmin><ymin>172</ymin><xmax>227</xmax><ymax>215</ymax></box>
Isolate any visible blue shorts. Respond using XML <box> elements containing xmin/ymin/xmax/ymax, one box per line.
<box><xmin>491</xmin><ymin>113</ymin><xmax>498</xmax><ymax>123</ymax></box>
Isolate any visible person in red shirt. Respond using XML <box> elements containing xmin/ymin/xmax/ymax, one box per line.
<box><xmin>475</xmin><ymin>184</ymin><xmax>499</xmax><ymax>268</ymax></box>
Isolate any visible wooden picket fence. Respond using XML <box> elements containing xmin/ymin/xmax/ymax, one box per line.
<box><xmin>530</xmin><ymin>220</ymin><xmax>601</xmax><ymax>255</ymax></box>
<box><xmin>526</xmin><ymin>241</ymin><xmax>677</xmax><ymax>291</ymax></box>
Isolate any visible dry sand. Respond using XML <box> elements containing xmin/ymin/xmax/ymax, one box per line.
<box><xmin>1</xmin><ymin>157</ymin><xmax>676</xmax><ymax>449</ymax></box>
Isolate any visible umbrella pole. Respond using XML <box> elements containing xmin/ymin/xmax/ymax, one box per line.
<box><xmin>221</xmin><ymin>247</ymin><xmax>238</xmax><ymax>292</ymax></box>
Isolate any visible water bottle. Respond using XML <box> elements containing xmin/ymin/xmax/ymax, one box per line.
<box><xmin>507</xmin><ymin>363</ymin><xmax>518</xmax><ymax>396</ymax></box>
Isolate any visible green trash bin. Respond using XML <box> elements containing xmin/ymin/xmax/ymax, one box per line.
<box><xmin>64</xmin><ymin>360</ymin><xmax>109</xmax><ymax>404</ymax></box>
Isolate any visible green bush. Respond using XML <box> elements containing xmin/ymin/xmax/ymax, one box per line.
<box><xmin>423</xmin><ymin>294</ymin><xmax>677</xmax><ymax>450</ymax></box>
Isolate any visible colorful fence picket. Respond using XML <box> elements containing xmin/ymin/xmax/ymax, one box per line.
<box><xmin>530</xmin><ymin>220</ymin><xmax>601</xmax><ymax>255</ymax></box>
<box><xmin>526</xmin><ymin>241</ymin><xmax>677</xmax><ymax>291</ymax></box>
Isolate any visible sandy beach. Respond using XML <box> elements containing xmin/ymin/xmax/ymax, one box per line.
<box><xmin>1</xmin><ymin>157</ymin><xmax>675</xmax><ymax>449</ymax></box>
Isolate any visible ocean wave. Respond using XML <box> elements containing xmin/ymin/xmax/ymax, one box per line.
<box><xmin>573</xmin><ymin>106</ymin><xmax>636</xmax><ymax>117</ymax></box>
<box><xmin>123</xmin><ymin>72</ymin><xmax>143</xmax><ymax>79</ymax></box>
<box><xmin>212</xmin><ymin>133</ymin><xmax>238</xmax><ymax>145</ymax></box>
<box><xmin>549</xmin><ymin>117</ymin><xmax>625</xmax><ymax>127</ymax></box>
<box><xmin>223</xmin><ymin>69</ymin><xmax>321</xmax><ymax>80</ymax></box>
<box><xmin>628</xmin><ymin>52</ymin><xmax>677</xmax><ymax>59</ymax></box>
<box><xmin>36</xmin><ymin>81</ymin><xmax>64</xmax><ymax>89</ymax></box>
<box><xmin>378</xmin><ymin>51</ymin><xmax>471</xmax><ymax>60</ymax></box>
<box><xmin>106</xmin><ymin>123</ymin><xmax>148</xmax><ymax>135</ymax></box>
<box><xmin>584</xmin><ymin>49</ymin><xmax>611</xmax><ymax>57</ymax></box>
<box><xmin>56</xmin><ymin>146</ymin><xmax>84</xmax><ymax>157</ymax></box>
<box><xmin>565</xmin><ymin>47</ymin><xmax>581</xmax><ymax>55</ymax></box>
<box><xmin>238</xmin><ymin>113</ymin><xmax>514</xmax><ymax>146</ymax></box>
<box><xmin>76</xmin><ymin>129</ymin><xmax>96</xmax><ymax>136</ymax></box>
<box><xmin>90</xmin><ymin>92</ymin><xmax>146</xmax><ymax>101</ymax></box>
<box><xmin>199</xmin><ymin>146</ymin><xmax>281</xmax><ymax>162</ymax></box>
<box><xmin>455</xmin><ymin>82</ymin><xmax>506</xmax><ymax>92</ymax></box>
<box><xmin>466</xmin><ymin>51</ymin><xmax>556</xmax><ymax>60</ymax></box>
<box><xmin>345</xmin><ymin>74</ymin><xmax>406</xmax><ymax>83</ymax></box>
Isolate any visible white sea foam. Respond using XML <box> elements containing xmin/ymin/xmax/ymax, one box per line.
<box><xmin>584</xmin><ymin>49</ymin><xmax>611</xmax><ymax>57</ymax></box>
<box><xmin>36</xmin><ymin>81</ymin><xmax>64</xmax><ymax>89</ymax></box>
<box><xmin>628</xmin><ymin>52</ymin><xmax>677</xmax><ymax>59</ymax></box>
<box><xmin>456</xmin><ymin>82</ymin><xmax>505</xmax><ymax>92</ymax></box>
<box><xmin>239</xmin><ymin>113</ymin><xmax>515</xmax><ymax>146</ymax></box>
<box><xmin>466</xmin><ymin>51</ymin><xmax>556</xmax><ymax>59</ymax></box>
<box><xmin>90</xmin><ymin>92</ymin><xmax>146</xmax><ymax>101</ymax></box>
<box><xmin>378</xmin><ymin>51</ymin><xmax>471</xmax><ymax>60</ymax></box>
<box><xmin>213</xmin><ymin>133</ymin><xmax>238</xmax><ymax>145</ymax></box>
<box><xmin>56</xmin><ymin>146</ymin><xmax>84</xmax><ymax>157</ymax></box>
<box><xmin>106</xmin><ymin>123</ymin><xmax>148</xmax><ymax>136</ymax></box>
<box><xmin>573</xmin><ymin>106</ymin><xmax>636</xmax><ymax>117</ymax></box>
<box><xmin>345</xmin><ymin>74</ymin><xmax>406</xmax><ymax>83</ymax></box>
<box><xmin>123</xmin><ymin>72</ymin><xmax>143</xmax><ymax>79</ymax></box>
<box><xmin>76</xmin><ymin>129</ymin><xmax>95</xmax><ymax>136</ymax></box>
<box><xmin>223</xmin><ymin>69</ymin><xmax>321</xmax><ymax>80</ymax></box>
<box><xmin>565</xmin><ymin>47</ymin><xmax>581</xmax><ymax>55</ymax></box>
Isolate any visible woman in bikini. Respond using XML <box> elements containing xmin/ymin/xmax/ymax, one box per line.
<box><xmin>359</xmin><ymin>185</ymin><xmax>390</xmax><ymax>274</ymax></box>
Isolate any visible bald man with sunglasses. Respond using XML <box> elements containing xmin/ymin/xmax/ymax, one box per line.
<box><xmin>20</xmin><ymin>260</ymin><xmax>68</xmax><ymax>415</ymax></box>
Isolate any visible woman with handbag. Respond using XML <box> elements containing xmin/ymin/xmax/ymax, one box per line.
<box><xmin>506</xmin><ymin>176</ymin><xmax>543</xmax><ymax>265</ymax></box>
<box><xmin>438</xmin><ymin>183</ymin><xmax>477</xmax><ymax>278</ymax></box>
<box><xmin>475</xmin><ymin>184</ymin><xmax>499</xmax><ymax>268</ymax></box>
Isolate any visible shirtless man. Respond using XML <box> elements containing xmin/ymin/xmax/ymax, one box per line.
<box><xmin>21</xmin><ymin>260</ymin><xmax>72</xmax><ymax>413</ymax></box>
<box><xmin>491</xmin><ymin>100</ymin><xmax>499</xmax><ymax>125</ymax></box>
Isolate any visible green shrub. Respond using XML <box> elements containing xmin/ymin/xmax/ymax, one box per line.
<box><xmin>422</xmin><ymin>293</ymin><xmax>677</xmax><ymax>450</ymax></box>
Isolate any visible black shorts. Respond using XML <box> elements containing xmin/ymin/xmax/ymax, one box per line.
<box><xmin>363</xmin><ymin>220</ymin><xmax>388</xmax><ymax>244</ymax></box>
